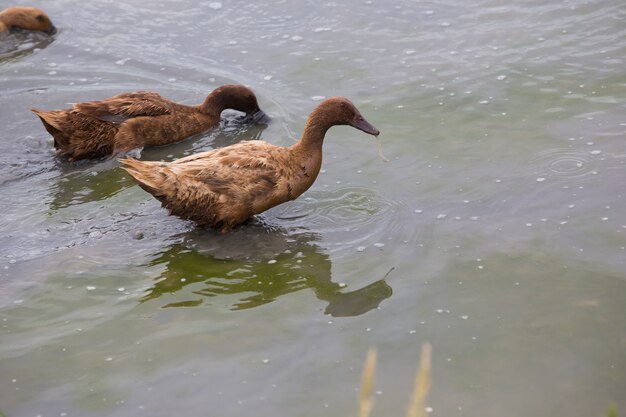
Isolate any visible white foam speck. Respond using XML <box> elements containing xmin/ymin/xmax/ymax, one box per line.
<box><xmin>313</xmin><ymin>27</ymin><xmax>331</xmax><ymax>32</ymax></box>
<box><xmin>208</xmin><ymin>2</ymin><xmax>223</xmax><ymax>10</ymax></box>
<box><xmin>590</xmin><ymin>150</ymin><xmax>601</xmax><ymax>155</ymax></box>
<box><xmin>263</xmin><ymin>75</ymin><xmax>272</xmax><ymax>80</ymax></box>
<box><xmin>536</xmin><ymin>177</ymin><xmax>546</xmax><ymax>182</ymax></box>
<box><xmin>374</xmin><ymin>242</ymin><xmax>385</xmax><ymax>248</ymax></box>
<box><xmin>311</xmin><ymin>95</ymin><xmax>325</xmax><ymax>101</ymax></box>
<box><xmin>267</xmin><ymin>259</ymin><xmax>277</xmax><ymax>264</ymax></box>
<box><xmin>291</xmin><ymin>35</ymin><xmax>303</xmax><ymax>41</ymax></box>
<box><xmin>356</xmin><ymin>246</ymin><xmax>366</xmax><ymax>252</ymax></box>
<box><xmin>436</xmin><ymin>214</ymin><xmax>447</xmax><ymax>219</ymax></box>
<box><xmin>496</xmin><ymin>75</ymin><xmax>507</xmax><ymax>80</ymax></box>
<box><xmin>86</xmin><ymin>286</ymin><xmax>96</xmax><ymax>291</ymax></box>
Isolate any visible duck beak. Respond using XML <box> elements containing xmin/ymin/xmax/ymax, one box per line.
<box><xmin>45</xmin><ymin>25</ymin><xmax>57</xmax><ymax>35</ymax></box>
<box><xmin>351</xmin><ymin>115</ymin><xmax>380</xmax><ymax>136</ymax></box>
<box><xmin>250</xmin><ymin>109</ymin><xmax>271</xmax><ymax>125</ymax></box>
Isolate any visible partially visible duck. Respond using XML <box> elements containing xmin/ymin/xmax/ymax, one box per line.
<box><xmin>121</xmin><ymin>97</ymin><xmax>380</xmax><ymax>232</ymax></box>
<box><xmin>0</xmin><ymin>7</ymin><xmax>56</xmax><ymax>34</ymax></box>
<box><xmin>32</xmin><ymin>85</ymin><xmax>266</xmax><ymax>161</ymax></box>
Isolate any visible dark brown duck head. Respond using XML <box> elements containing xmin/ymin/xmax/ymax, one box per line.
<box><xmin>0</xmin><ymin>7</ymin><xmax>56</xmax><ymax>35</ymax></box>
<box><xmin>202</xmin><ymin>84</ymin><xmax>268</xmax><ymax>122</ymax></box>
<box><xmin>300</xmin><ymin>97</ymin><xmax>380</xmax><ymax>147</ymax></box>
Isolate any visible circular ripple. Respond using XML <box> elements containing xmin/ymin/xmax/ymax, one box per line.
<box><xmin>531</xmin><ymin>148</ymin><xmax>596</xmax><ymax>180</ymax></box>
<box><xmin>264</xmin><ymin>187</ymin><xmax>407</xmax><ymax>257</ymax></box>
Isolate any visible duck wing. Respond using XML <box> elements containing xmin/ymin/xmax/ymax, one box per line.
<box><xmin>173</xmin><ymin>141</ymin><xmax>291</xmax><ymax>201</ymax></box>
<box><xmin>73</xmin><ymin>91</ymin><xmax>174</xmax><ymax>124</ymax></box>
<box><xmin>122</xmin><ymin>140</ymin><xmax>296</xmax><ymax>228</ymax></box>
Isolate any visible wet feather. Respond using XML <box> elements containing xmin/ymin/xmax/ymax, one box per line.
<box><xmin>32</xmin><ymin>85</ymin><xmax>263</xmax><ymax>161</ymax></box>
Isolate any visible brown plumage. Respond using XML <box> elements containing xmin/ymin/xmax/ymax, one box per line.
<box><xmin>32</xmin><ymin>85</ymin><xmax>265</xmax><ymax>161</ymax></box>
<box><xmin>0</xmin><ymin>7</ymin><xmax>55</xmax><ymax>34</ymax></box>
<box><xmin>121</xmin><ymin>96</ymin><xmax>380</xmax><ymax>232</ymax></box>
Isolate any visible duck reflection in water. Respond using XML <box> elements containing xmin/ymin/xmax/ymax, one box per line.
<box><xmin>0</xmin><ymin>29</ymin><xmax>56</xmax><ymax>60</ymax></box>
<box><xmin>141</xmin><ymin>221</ymin><xmax>393</xmax><ymax>317</ymax></box>
<box><xmin>46</xmin><ymin>118</ymin><xmax>267</xmax><ymax>210</ymax></box>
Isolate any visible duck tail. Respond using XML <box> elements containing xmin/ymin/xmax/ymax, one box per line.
<box><xmin>120</xmin><ymin>158</ymin><xmax>173</xmax><ymax>199</ymax></box>
<box><xmin>31</xmin><ymin>108</ymin><xmax>70</xmax><ymax>150</ymax></box>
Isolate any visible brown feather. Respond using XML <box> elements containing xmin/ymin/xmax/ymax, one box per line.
<box><xmin>0</xmin><ymin>7</ymin><xmax>55</xmax><ymax>34</ymax></box>
<box><xmin>121</xmin><ymin>96</ymin><xmax>380</xmax><ymax>232</ymax></box>
<box><xmin>32</xmin><ymin>85</ymin><xmax>264</xmax><ymax>161</ymax></box>
<box><xmin>74</xmin><ymin>92</ymin><xmax>173</xmax><ymax>123</ymax></box>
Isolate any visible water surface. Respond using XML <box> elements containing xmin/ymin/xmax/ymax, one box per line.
<box><xmin>1</xmin><ymin>0</ymin><xmax>625</xmax><ymax>416</ymax></box>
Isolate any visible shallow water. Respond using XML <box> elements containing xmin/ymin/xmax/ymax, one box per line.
<box><xmin>1</xmin><ymin>0</ymin><xmax>625</xmax><ymax>416</ymax></box>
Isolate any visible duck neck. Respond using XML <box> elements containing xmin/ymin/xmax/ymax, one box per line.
<box><xmin>198</xmin><ymin>94</ymin><xmax>224</xmax><ymax>119</ymax></box>
<box><xmin>293</xmin><ymin>114</ymin><xmax>332</xmax><ymax>154</ymax></box>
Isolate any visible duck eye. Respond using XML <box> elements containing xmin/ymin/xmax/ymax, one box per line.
<box><xmin>36</xmin><ymin>15</ymin><xmax>46</xmax><ymax>22</ymax></box>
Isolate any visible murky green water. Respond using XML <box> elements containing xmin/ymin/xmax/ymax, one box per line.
<box><xmin>1</xmin><ymin>0</ymin><xmax>625</xmax><ymax>416</ymax></box>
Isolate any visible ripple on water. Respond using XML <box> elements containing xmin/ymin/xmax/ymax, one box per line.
<box><xmin>530</xmin><ymin>147</ymin><xmax>598</xmax><ymax>181</ymax></box>
<box><xmin>266</xmin><ymin>187</ymin><xmax>405</xmax><ymax>257</ymax></box>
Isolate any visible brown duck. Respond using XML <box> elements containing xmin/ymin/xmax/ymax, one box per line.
<box><xmin>121</xmin><ymin>97</ymin><xmax>380</xmax><ymax>232</ymax></box>
<box><xmin>0</xmin><ymin>7</ymin><xmax>56</xmax><ymax>34</ymax></box>
<box><xmin>32</xmin><ymin>85</ymin><xmax>266</xmax><ymax>161</ymax></box>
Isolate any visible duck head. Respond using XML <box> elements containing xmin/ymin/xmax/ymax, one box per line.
<box><xmin>203</xmin><ymin>84</ymin><xmax>268</xmax><ymax>123</ymax></box>
<box><xmin>309</xmin><ymin>96</ymin><xmax>380</xmax><ymax>136</ymax></box>
<box><xmin>0</xmin><ymin>7</ymin><xmax>56</xmax><ymax>34</ymax></box>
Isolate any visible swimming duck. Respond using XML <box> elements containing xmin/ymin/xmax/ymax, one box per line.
<box><xmin>32</xmin><ymin>85</ymin><xmax>266</xmax><ymax>161</ymax></box>
<box><xmin>0</xmin><ymin>7</ymin><xmax>56</xmax><ymax>34</ymax></box>
<box><xmin>121</xmin><ymin>96</ymin><xmax>380</xmax><ymax>232</ymax></box>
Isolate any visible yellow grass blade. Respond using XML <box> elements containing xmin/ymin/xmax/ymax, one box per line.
<box><xmin>358</xmin><ymin>348</ymin><xmax>378</xmax><ymax>417</ymax></box>
<box><xmin>405</xmin><ymin>343</ymin><xmax>432</xmax><ymax>417</ymax></box>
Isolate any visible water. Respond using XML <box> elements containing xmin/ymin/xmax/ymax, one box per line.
<box><xmin>1</xmin><ymin>0</ymin><xmax>625</xmax><ymax>416</ymax></box>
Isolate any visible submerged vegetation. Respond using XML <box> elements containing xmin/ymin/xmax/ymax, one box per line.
<box><xmin>359</xmin><ymin>343</ymin><xmax>432</xmax><ymax>417</ymax></box>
